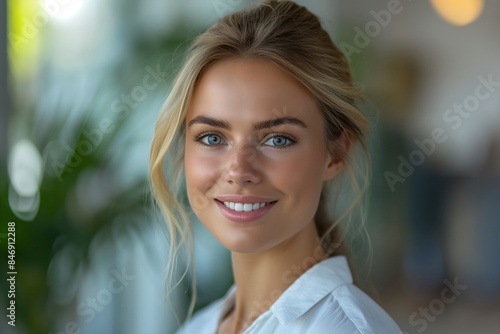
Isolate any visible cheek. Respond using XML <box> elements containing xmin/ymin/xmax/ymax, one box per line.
<box><xmin>266</xmin><ymin>152</ymin><xmax>324</xmax><ymax>200</ymax></box>
<box><xmin>184</xmin><ymin>146</ymin><xmax>222</xmax><ymax>212</ymax></box>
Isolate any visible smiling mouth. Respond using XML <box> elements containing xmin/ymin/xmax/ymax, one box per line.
<box><xmin>215</xmin><ymin>199</ymin><xmax>277</xmax><ymax>212</ymax></box>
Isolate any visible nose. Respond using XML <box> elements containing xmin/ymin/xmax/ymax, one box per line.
<box><xmin>224</xmin><ymin>143</ymin><xmax>262</xmax><ymax>185</ymax></box>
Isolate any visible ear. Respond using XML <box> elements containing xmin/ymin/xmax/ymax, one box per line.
<box><xmin>322</xmin><ymin>132</ymin><xmax>353</xmax><ymax>181</ymax></box>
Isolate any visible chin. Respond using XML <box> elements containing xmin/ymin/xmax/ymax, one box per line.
<box><xmin>218</xmin><ymin>235</ymin><xmax>279</xmax><ymax>254</ymax></box>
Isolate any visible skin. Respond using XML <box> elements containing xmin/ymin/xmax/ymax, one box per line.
<box><xmin>184</xmin><ymin>58</ymin><xmax>346</xmax><ymax>334</ymax></box>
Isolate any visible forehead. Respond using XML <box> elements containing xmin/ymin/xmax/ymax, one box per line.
<box><xmin>186</xmin><ymin>58</ymin><xmax>319</xmax><ymax>123</ymax></box>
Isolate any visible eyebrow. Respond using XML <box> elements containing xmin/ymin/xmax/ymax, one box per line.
<box><xmin>187</xmin><ymin>115</ymin><xmax>308</xmax><ymax>130</ymax></box>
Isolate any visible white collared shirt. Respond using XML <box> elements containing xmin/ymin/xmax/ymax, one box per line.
<box><xmin>175</xmin><ymin>256</ymin><xmax>401</xmax><ymax>334</ymax></box>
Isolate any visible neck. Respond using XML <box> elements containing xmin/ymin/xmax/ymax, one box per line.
<box><xmin>226</xmin><ymin>221</ymin><xmax>325</xmax><ymax>333</ymax></box>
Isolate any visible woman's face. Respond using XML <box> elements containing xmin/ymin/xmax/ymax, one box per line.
<box><xmin>184</xmin><ymin>58</ymin><xmax>343</xmax><ymax>253</ymax></box>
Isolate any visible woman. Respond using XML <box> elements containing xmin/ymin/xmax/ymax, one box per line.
<box><xmin>149</xmin><ymin>1</ymin><xmax>401</xmax><ymax>333</ymax></box>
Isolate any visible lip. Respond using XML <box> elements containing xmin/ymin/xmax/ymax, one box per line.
<box><xmin>215</xmin><ymin>195</ymin><xmax>278</xmax><ymax>203</ymax></box>
<box><xmin>215</xmin><ymin>199</ymin><xmax>278</xmax><ymax>223</ymax></box>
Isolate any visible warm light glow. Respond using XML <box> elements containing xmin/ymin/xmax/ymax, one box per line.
<box><xmin>431</xmin><ymin>0</ymin><xmax>484</xmax><ymax>26</ymax></box>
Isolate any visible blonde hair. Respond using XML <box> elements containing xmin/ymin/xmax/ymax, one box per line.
<box><xmin>149</xmin><ymin>0</ymin><xmax>370</xmax><ymax>321</ymax></box>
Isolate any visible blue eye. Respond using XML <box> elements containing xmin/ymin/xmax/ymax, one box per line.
<box><xmin>199</xmin><ymin>134</ymin><xmax>224</xmax><ymax>146</ymax></box>
<box><xmin>264</xmin><ymin>135</ymin><xmax>295</xmax><ymax>148</ymax></box>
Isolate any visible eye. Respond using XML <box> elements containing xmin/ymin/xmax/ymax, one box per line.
<box><xmin>196</xmin><ymin>133</ymin><xmax>225</xmax><ymax>146</ymax></box>
<box><xmin>263</xmin><ymin>135</ymin><xmax>296</xmax><ymax>148</ymax></box>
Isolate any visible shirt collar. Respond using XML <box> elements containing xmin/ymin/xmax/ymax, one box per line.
<box><xmin>270</xmin><ymin>255</ymin><xmax>353</xmax><ymax>323</ymax></box>
<box><xmin>218</xmin><ymin>256</ymin><xmax>353</xmax><ymax>325</ymax></box>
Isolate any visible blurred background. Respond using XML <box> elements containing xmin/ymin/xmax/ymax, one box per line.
<box><xmin>1</xmin><ymin>0</ymin><xmax>499</xmax><ymax>333</ymax></box>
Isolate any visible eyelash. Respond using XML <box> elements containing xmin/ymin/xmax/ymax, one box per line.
<box><xmin>193</xmin><ymin>132</ymin><xmax>297</xmax><ymax>149</ymax></box>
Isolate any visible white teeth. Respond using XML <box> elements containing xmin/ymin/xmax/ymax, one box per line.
<box><xmin>221</xmin><ymin>201</ymin><xmax>274</xmax><ymax>212</ymax></box>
